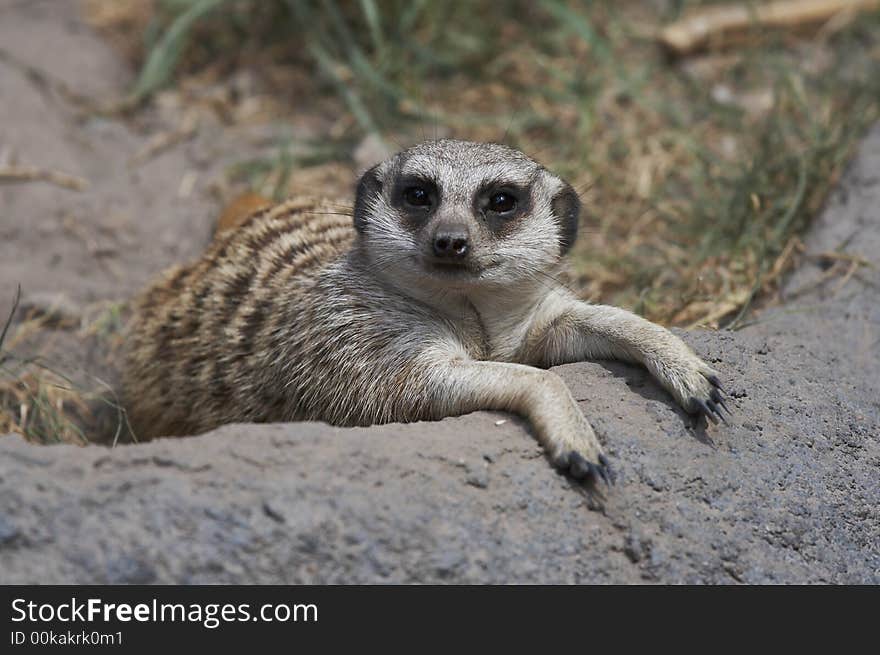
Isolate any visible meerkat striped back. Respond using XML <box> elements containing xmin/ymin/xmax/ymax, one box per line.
<box><xmin>124</xmin><ymin>197</ymin><xmax>355</xmax><ymax>439</ymax></box>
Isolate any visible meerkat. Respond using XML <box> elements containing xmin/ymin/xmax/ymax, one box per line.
<box><xmin>123</xmin><ymin>139</ymin><xmax>728</xmax><ymax>484</ymax></box>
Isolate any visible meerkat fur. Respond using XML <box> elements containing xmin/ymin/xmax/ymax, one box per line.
<box><xmin>123</xmin><ymin>139</ymin><xmax>728</xmax><ymax>483</ymax></box>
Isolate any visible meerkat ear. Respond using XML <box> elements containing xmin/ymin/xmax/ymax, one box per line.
<box><xmin>353</xmin><ymin>164</ymin><xmax>383</xmax><ymax>233</ymax></box>
<box><xmin>552</xmin><ymin>180</ymin><xmax>580</xmax><ymax>255</ymax></box>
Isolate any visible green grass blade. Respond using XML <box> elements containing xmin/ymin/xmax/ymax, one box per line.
<box><xmin>131</xmin><ymin>0</ymin><xmax>235</xmax><ymax>102</ymax></box>
<box><xmin>358</xmin><ymin>0</ymin><xmax>385</xmax><ymax>56</ymax></box>
<box><xmin>538</xmin><ymin>0</ymin><xmax>611</xmax><ymax>64</ymax></box>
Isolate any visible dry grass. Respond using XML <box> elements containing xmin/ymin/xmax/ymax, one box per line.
<box><xmin>0</xmin><ymin>289</ymin><xmax>134</xmax><ymax>446</ymax></box>
<box><xmin>0</xmin><ymin>287</ymin><xmax>88</xmax><ymax>444</ymax></box>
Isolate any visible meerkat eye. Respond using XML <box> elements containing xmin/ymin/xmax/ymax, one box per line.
<box><xmin>403</xmin><ymin>186</ymin><xmax>431</xmax><ymax>207</ymax></box>
<box><xmin>488</xmin><ymin>191</ymin><xmax>517</xmax><ymax>214</ymax></box>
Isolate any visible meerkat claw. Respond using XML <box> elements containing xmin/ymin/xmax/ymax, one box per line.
<box><xmin>564</xmin><ymin>451</ymin><xmax>613</xmax><ymax>486</ymax></box>
<box><xmin>710</xmin><ymin>388</ymin><xmax>731</xmax><ymax>415</ymax></box>
<box><xmin>709</xmin><ymin>399</ymin><xmax>729</xmax><ymax>424</ymax></box>
<box><xmin>707</xmin><ymin>374</ymin><xmax>726</xmax><ymax>395</ymax></box>
<box><xmin>597</xmin><ymin>454</ymin><xmax>614</xmax><ymax>485</ymax></box>
<box><xmin>693</xmin><ymin>397</ymin><xmax>721</xmax><ymax>424</ymax></box>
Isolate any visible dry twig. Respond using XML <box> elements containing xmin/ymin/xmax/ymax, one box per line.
<box><xmin>660</xmin><ymin>0</ymin><xmax>880</xmax><ymax>55</ymax></box>
<box><xmin>0</xmin><ymin>165</ymin><xmax>89</xmax><ymax>191</ymax></box>
<box><xmin>129</xmin><ymin>111</ymin><xmax>199</xmax><ymax>167</ymax></box>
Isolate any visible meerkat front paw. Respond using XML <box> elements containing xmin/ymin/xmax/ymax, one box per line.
<box><xmin>545</xmin><ymin>410</ymin><xmax>614</xmax><ymax>485</ymax></box>
<box><xmin>648</xmin><ymin>352</ymin><xmax>730</xmax><ymax>424</ymax></box>
<box><xmin>528</xmin><ymin>371</ymin><xmax>614</xmax><ymax>485</ymax></box>
<box><xmin>688</xmin><ymin>373</ymin><xmax>730</xmax><ymax>425</ymax></box>
<box><xmin>554</xmin><ymin>450</ymin><xmax>614</xmax><ymax>485</ymax></box>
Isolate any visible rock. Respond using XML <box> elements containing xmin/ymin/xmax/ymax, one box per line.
<box><xmin>623</xmin><ymin>529</ymin><xmax>650</xmax><ymax>563</ymax></box>
<box><xmin>0</xmin><ymin>514</ymin><xmax>20</xmax><ymax>545</ymax></box>
<box><xmin>465</xmin><ymin>463</ymin><xmax>490</xmax><ymax>489</ymax></box>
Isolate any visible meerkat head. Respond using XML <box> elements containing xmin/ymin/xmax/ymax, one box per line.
<box><xmin>352</xmin><ymin>139</ymin><xmax>580</xmax><ymax>295</ymax></box>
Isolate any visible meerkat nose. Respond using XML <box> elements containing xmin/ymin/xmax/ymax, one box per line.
<box><xmin>432</xmin><ymin>224</ymin><xmax>470</xmax><ymax>259</ymax></box>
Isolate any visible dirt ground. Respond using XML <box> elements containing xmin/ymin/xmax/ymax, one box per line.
<box><xmin>0</xmin><ymin>2</ymin><xmax>877</xmax><ymax>583</ymax></box>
